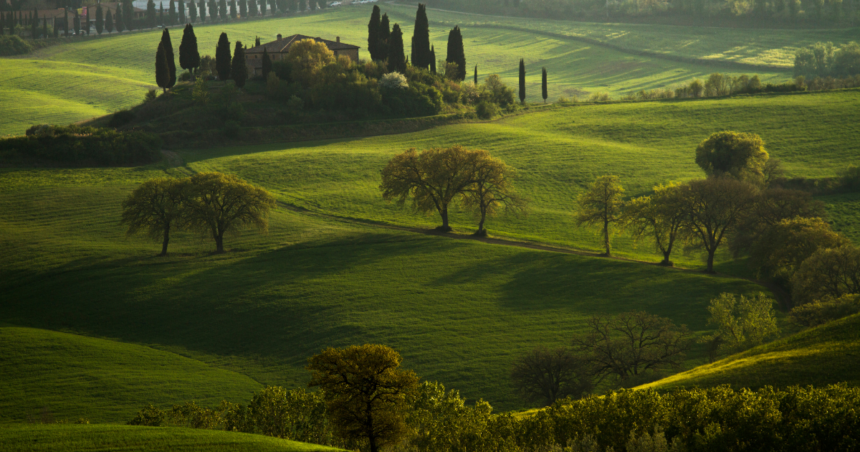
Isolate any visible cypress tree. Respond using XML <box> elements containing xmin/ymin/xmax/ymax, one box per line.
<box><xmin>230</xmin><ymin>0</ymin><xmax>237</xmax><ymax>19</ymax></box>
<box><xmin>541</xmin><ymin>66</ymin><xmax>547</xmax><ymax>103</ymax></box>
<box><xmin>474</xmin><ymin>65</ymin><xmax>478</xmax><ymax>85</ymax></box>
<box><xmin>54</xmin><ymin>17</ymin><xmax>60</xmax><ymax>37</ymax></box>
<box><xmin>147</xmin><ymin>0</ymin><xmax>156</xmax><ymax>27</ymax></box>
<box><xmin>248</xmin><ymin>0</ymin><xmax>256</xmax><ymax>16</ymax></box>
<box><xmin>179</xmin><ymin>0</ymin><xmax>186</xmax><ymax>23</ymax></box>
<box><xmin>445</xmin><ymin>25</ymin><xmax>465</xmax><ymax>81</ymax></box>
<box><xmin>208</xmin><ymin>0</ymin><xmax>217</xmax><ymax>21</ymax></box>
<box><xmin>411</xmin><ymin>3</ymin><xmax>430</xmax><ymax>69</ymax></box>
<box><xmin>105</xmin><ymin>9</ymin><xmax>113</xmax><ymax>33</ymax></box>
<box><xmin>43</xmin><ymin>15</ymin><xmax>47</xmax><ymax>38</ymax></box>
<box><xmin>240</xmin><ymin>0</ymin><xmax>246</xmax><ymax>18</ymax></box>
<box><xmin>379</xmin><ymin>13</ymin><xmax>390</xmax><ymax>60</ymax></box>
<box><xmin>387</xmin><ymin>23</ymin><xmax>405</xmax><ymax>73</ymax></box>
<box><xmin>86</xmin><ymin>9</ymin><xmax>92</xmax><ymax>36</ymax></box>
<box><xmin>96</xmin><ymin>4</ymin><xmax>104</xmax><ymax>34</ymax></box>
<box><xmin>64</xmin><ymin>8</ymin><xmax>69</xmax><ymax>35</ymax></box>
<box><xmin>169</xmin><ymin>0</ymin><xmax>176</xmax><ymax>24</ymax></box>
<box><xmin>189</xmin><ymin>0</ymin><xmax>197</xmax><ymax>22</ymax></box>
<box><xmin>156</xmin><ymin>41</ymin><xmax>170</xmax><ymax>92</ymax></box>
<box><xmin>179</xmin><ymin>23</ymin><xmax>200</xmax><ymax>74</ymax></box>
<box><xmin>1</xmin><ymin>13</ymin><xmax>4</xmax><ymax>36</ymax></box>
<box><xmin>219</xmin><ymin>0</ymin><xmax>227</xmax><ymax>19</ymax></box>
<box><xmin>262</xmin><ymin>47</ymin><xmax>271</xmax><ymax>78</ymax></box>
<box><xmin>259</xmin><ymin>0</ymin><xmax>266</xmax><ymax>15</ymax></box>
<box><xmin>73</xmin><ymin>10</ymin><xmax>80</xmax><ymax>35</ymax></box>
<box><xmin>114</xmin><ymin>5</ymin><xmax>123</xmax><ymax>32</ymax></box>
<box><xmin>160</xmin><ymin>28</ymin><xmax>176</xmax><ymax>87</ymax></box>
<box><xmin>124</xmin><ymin>0</ymin><xmax>133</xmax><ymax>30</ymax></box>
<box><xmin>200</xmin><ymin>0</ymin><xmax>207</xmax><ymax>22</ymax></box>
<box><xmin>159</xmin><ymin>2</ymin><xmax>164</xmax><ymax>26</ymax></box>
<box><xmin>215</xmin><ymin>31</ymin><xmax>231</xmax><ymax>80</ymax></box>
<box><xmin>32</xmin><ymin>8</ymin><xmax>38</xmax><ymax>38</ymax></box>
<box><xmin>429</xmin><ymin>45</ymin><xmax>436</xmax><ymax>73</ymax></box>
<box><xmin>367</xmin><ymin>4</ymin><xmax>380</xmax><ymax>60</ymax></box>
<box><xmin>232</xmin><ymin>41</ymin><xmax>247</xmax><ymax>87</ymax></box>
<box><xmin>255</xmin><ymin>36</ymin><xmax>260</xmax><ymax>46</ymax></box>
<box><xmin>518</xmin><ymin>58</ymin><xmax>525</xmax><ymax>104</ymax></box>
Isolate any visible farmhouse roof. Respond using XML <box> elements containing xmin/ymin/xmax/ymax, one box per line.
<box><xmin>246</xmin><ymin>34</ymin><xmax>360</xmax><ymax>55</ymax></box>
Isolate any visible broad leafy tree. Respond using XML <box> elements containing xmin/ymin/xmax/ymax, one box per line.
<box><xmin>702</xmin><ymin>292</ymin><xmax>779</xmax><ymax>361</ymax></box>
<box><xmin>462</xmin><ymin>151</ymin><xmax>523</xmax><ymax>236</ymax></box>
<box><xmin>380</xmin><ymin>146</ymin><xmax>479</xmax><ymax>232</ymax></box>
<box><xmin>215</xmin><ymin>32</ymin><xmax>231</xmax><ymax>81</ymax></box>
<box><xmin>287</xmin><ymin>38</ymin><xmax>335</xmax><ymax>87</ymax></box>
<box><xmin>307</xmin><ymin>344</ymin><xmax>418</xmax><ymax>452</ymax></box>
<box><xmin>571</xmin><ymin>312</ymin><xmax>692</xmax><ymax>385</ymax></box>
<box><xmin>792</xmin><ymin>245</ymin><xmax>860</xmax><ymax>306</ymax></box>
<box><xmin>121</xmin><ymin>178</ymin><xmax>186</xmax><ymax>256</ymax></box>
<box><xmin>695</xmin><ymin>131</ymin><xmax>769</xmax><ymax>183</ymax></box>
<box><xmin>748</xmin><ymin>216</ymin><xmax>849</xmax><ymax>282</ymax></box>
<box><xmin>511</xmin><ymin>346</ymin><xmax>592</xmax><ymax>407</ymax></box>
<box><xmin>624</xmin><ymin>182</ymin><xmax>688</xmax><ymax>266</ymax></box>
<box><xmin>182</xmin><ymin>172</ymin><xmax>276</xmax><ymax>253</ymax></box>
<box><xmin>683</xmin><ymin>177</ymin><xmax>759</xmax><ymax>273</ymax></box>
<box><xmin>576</xmin><ymin>175</ymin><xmax>624</xmax><ymax>256</ymax></box>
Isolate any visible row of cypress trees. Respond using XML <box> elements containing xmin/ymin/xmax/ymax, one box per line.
<box><xmin>366</xmin><ymin>4</ymin><xmax>466</xmax><ymax>80</ymax></box>
<box><xmin>156</xmin><ymin>26</ymin><xmax>250</xmax><ymax>93</ymax></box>
<box><xmin>517</xmin><ymin>60</ymin><xmax>550</xmax><ymax>104</ymax></box>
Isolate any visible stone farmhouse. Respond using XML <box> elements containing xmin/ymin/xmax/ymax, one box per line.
<box><xmin>244</xmin><ymin>34</ymin><xmax>360</xmax><ymax>78</ymax></box>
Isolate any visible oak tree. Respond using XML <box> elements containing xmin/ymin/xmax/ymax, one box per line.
<box><xmin>576</xmin><ymin>175</ymin><xmax>624</xmax><ymax>256</ymax></box>
<box><xmin>702</xmin><ymin>292</ymin><xmax>779</xmax><ymax>361</ymax></box>
<box><xmin>511</xmin><ymin>346</ymin><xmax>592</xmax><ymax>407</ymax></box>
<box><xmin>624</xmin><ymin>182</ymin><xmax>688</xmax><ymax>266</ymax></box>
<box><xmin>695</xmin><ymin>131</ymin><xmax>769</xmax><ymax>183</ymax></box>
<box><xmin>791</xmin><ymin>245</ymin><xmax>860</xmax><ymax>306</ymax></box>
<box><xmin>462</xmin><ymin>151</ymin><xmax>523</xmax><ymax>236</ymax></box>
<box><xmin>120</xmin><ymin>178</ymin><xmax>186</xmax><ymax>256</ymax></box>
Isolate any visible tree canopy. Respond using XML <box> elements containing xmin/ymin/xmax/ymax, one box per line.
<box><xmin>215</xmin><ymin>32</ymin><xmax>232</xmax><ymax>81</ymax></box>
<box><xmin>120</xmin><ymin>178</ymin><xmax>185</xmax><ymax>256</ymax></box>
<box><xmin>624</xmin><ymin>182</ymin><xmax>688</xmax><ymax>266</ymax></box>
<box><xmin>179</xmin><ymin>24</ymin><xmax>200</xmax><ymax>73</ymax></box>
<box><xmin>576</xmin><ymin>175</ymin><xmax>624</xmax><ymax>256</ymax></box>
<box><xmin>511</xmin><ymin>346</ymin><xmax>592</xmax><ymax>407</ymax></box>
<box><xmin>695</xmin><ymin>131</ymin><xmax>769</xmax><ymax>183</ymax></box>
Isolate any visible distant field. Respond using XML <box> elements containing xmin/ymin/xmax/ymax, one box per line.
<box><xmin>0</xmin><ymin>327</ymin><xmax>261</xmax><ymax>424</ymax></box>
<box><xmin>8</xmin><ymin>3</ymin><xmax>852</xmax><ymax>135</ymax></box>
<box><xmin>639</xmin><ymin>313</ymin><xmax>860</xmax><ymax>391</ymax></box>
<box><xmin>0</xmin><ymin>424</ymin><xmax>343</xmax><ymax>451</ymax></box>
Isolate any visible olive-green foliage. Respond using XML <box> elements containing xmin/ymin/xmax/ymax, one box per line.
<box><xmin>703</xmin><ymin>293</ymin><xmax>779</xmax><ymax>356</ymax></box>
<box><xmin>694</xmin><ymin>132</ymin><xmax>769</xmax><ymax>183</ymax></box>
<box><xmin>789</xmin><ymin>294</ymin><xmax>860</xmax><ymax>327</ymax></box>
<box><xmin>840</xmin><ymin>164</ymin><xmax>860</xmax><ymax>191</ymax></box>
<box><xmin>794</xmin><ymin>42</ymin><xmax>860</xmax><ymax>78</ymax></box>
<box><xmin>0</xmin><ymin>125</ymin><xmax>161</xmax><ymax>166</ymax></box>
<box><xmin>747</xmin><ymin>217</ymin><xmax>849</xmax><ymax>281</ymax></box>
<box><xmin>624</xmin><ymin>183</ymin><xmax>688</xmax><ymax>266</ymax></box>
<box><xmin>246</xmin><ymin>386</ymin><xmax>335</xmax><ymax>445</ymax></box>
<box><xmin>510</xmin><ymin>347</ymin><xmax>592</xmax><ymax>407</ymax></box>
<box><xmin>120</xmin><ymin>178</ymin><xmax>186</xmax><ymax>256</ymax></box>
<box><xmin>0</xmin><ymin>34</ymin><xmax>32</xmax><ymax>56</ymax></box>
<box><xmin>791</xmin><ymin>245</ymin><xmax>860</xmax><ymax>306</ymax></box>
<box><xmin>576</xmin><ymin>175</ymin><xmax>624</xmax><ymax>256</ymax></box>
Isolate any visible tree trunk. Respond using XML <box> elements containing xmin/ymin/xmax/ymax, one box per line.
<box><xmin>215</xmin><ymin>234</ymin><xmax>225</xmax><ymax>253</ymax></box>
<box><xmin>660</xmin><ymin>251</ymin><xmax>673</xmax><ymax>266</ymax></box>
<box><xmin>475</xmin><ymin>204</ymin><xmax>487</xmax><ymax>236</ymax></box>
<box><xmin>160</xmin><ymin>223</ymin><xmax>170</xmax><ymax>256</ymax></box>
<box><xmin>437</xmin><ymin>205</ymin><xmax>452</xmax><ymax>232</ymax></box>
<box><xmin>706</xmin><ymin>249</ymin><xmax>716</xmax><ymax>273</ymax></box>
<box><xmin>603</xmin><ymin>218</ymin><xmax>611</xmax><ymax>256</ymax></box>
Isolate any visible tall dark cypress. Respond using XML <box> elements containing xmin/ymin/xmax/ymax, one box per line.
<box><xmin>230</xmin><ymin>0</ymin><xmax>237</xmax><ymax>19</ymax></box>
<box><xmin>179</xmin><ymin>0</ymin><xmax>186</xmax><ymax>23</ymax></box>
<box><xmin>63</xmin><ymin>8</ymin><xmax>68</xmax><ymax>35</ymax></box>
<box><xmin>232</xmin><ymin>41</ymin><xmax>247</xmax><ymax>87</ymax></box>
<box><xmin>379</xmin><ymin>13</ymin><xmax>390</xmax><ymax>61</ymax></box>
<box><xmin>114</xmin><ymin>5</ymin><xmax>123</xmax><ymax>32</ymax></box>
<box><xmin>219</xmin><ymin>0</ymin><xmax>227</xmax><ymax>20</ymax></box>
<box><xmin>169</xmin><ymin>0</ymin><xmax>176</xmax><ymax>24</ymax></box>
<box><xmin>262</xmin><ymin>47</ymin><xmax>271</xmax><ymax>78</ymax></box>
<box><xmin>31</xmin><ymin>8</ymin><xmax>38</xmax><ymax>38</ymax></box>
<box><xmin>160</xmin><ymin>28</ymin><xmax>176</xmax><ymax>87</ymax></box>
<box><xmin>156</xmin><ymin>41</ymin><xmax>170</xmax><ymax>92</ymax></box>
<box><xmin>215</xmin><ymin>32</ymin><xmax>231</xmax><ymax>81</ymax></box>
<box><xmin>518</xmin><ymin>58</ymin><xmax>525</xmax><ymax>104</ymax></box>
<box><xmin>43</xmin><ymin>15</ymin><xmax>48</xmax><ymax>38</ymax></box>
<box><xmin>429</xmin><ymin>45</ymin><xmax>436</xmax><ymax>73</ymax></box>
<box><xmin>445</xmin><ymin>26</ymin><xmax>465</xmax><ymax>81</ymax></box>
<box><xmin>159</xmin><ymin>2</ymin><xmax>164</xmax><ymax>27</ymax></box>
<box><xmin>541</xmin><ymin>66</ymin><xmax>547</xmax><ymax>103</ymax></box>
<box><xmin>179</xmin><ymin>23</ymin><xmax>200</xmax><ymax>74</ymax></box>
<box><xmin>200</xmin><ymin>0</ymin><xmax>207</xmax><ymax>22</ymax></box>
<box><xmin>105</xmin><ymin>9</ymin><xmax>113</xmax><ymax>33</ymax></box>
<box><xmin>387</xmin><ymin>23</ymin><xmax>405</xmax><ymax>73</ymax></box>
<box><xmin>411</xmin><ymin>3</ymin><xmax>430</xmax><ymax>69</ymax></box>
<box><xmin>255</xmin><ymin>36</ymin><xmax>260</xmax><ymax>47</ymax></box>
<box><xmin>73</xmin><ymin>10</ymin><xmax>80</xmax><ymax>35</ymax></box>
<box><xmin>189</xmin><ymin>0</ymin><xmax>197</xmax><ymax>22</ymax></box>
<box><xmin>147</xmin><ymin>0</ymin><xmax>156</xmax><ymax>28</ymax></box>
<box><xmin>367</xmin><ymin>4</ymin><xmax>380</xmax><ymax>61</ymax></box>
<box><xmin>96</xmin><ymin>4</ymin><xmax>103</xmax><ymax>34</ymax></box>
<box><xmin>474</xmin><ymin>65</ymin><xmax>478</xmax><ymax>85</ymax></box>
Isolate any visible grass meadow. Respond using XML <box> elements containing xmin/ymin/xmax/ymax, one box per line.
<box><xmin>0</xmin><ymin>424</ymin><xmax>343</xmax><ymax>451</ymax></box>
<box><xmin>6</xmin><ymin>3</ymin><xmax>858</xmax><ymax>136</ymax></box>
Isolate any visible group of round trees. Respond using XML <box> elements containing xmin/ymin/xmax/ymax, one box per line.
<box><xmin>121</xmin><ymin>172</ymin><xmax>276</xmax><ymax>254</ymax></box>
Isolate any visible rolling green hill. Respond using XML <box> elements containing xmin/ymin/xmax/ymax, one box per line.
<box><xmin>638</xmin><ymin>313</ymin><xmax>860</xmax><ymax>391</ymax></box>
<box><xmin>0</xmin><ymin>424</ymin><xmax>342</xmax><ymax>452</ymax></box>
<box><xmin>6</xmin><ymin>3</ymin><xmax>856</xmax><ymax>136</ymax></box>
<box><xmin>0</xmin><ymin>326</ymin><xmax>261</xmax><ymax>424</ymax></box>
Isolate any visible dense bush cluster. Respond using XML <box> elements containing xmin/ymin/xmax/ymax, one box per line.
<box><xmin>0</xmin><ymin>35</ymin><xmax>32</xmax><ymax>56</ymax></box>
<box><xmin>130</xmin><ymin>383</ymin><xmax>860</xmax><ymax>452</ymax></box>
<box><xmin>0</xmin><ymin>125</ymin><xmax>161</xmax><ymax>166</ymax></box>
<box><xmin>794</xmin><ymin>42</ymin><xmax>860</xmax><ymax>78</ymax></box>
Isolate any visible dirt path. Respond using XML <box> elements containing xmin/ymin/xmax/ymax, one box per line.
<box><xmin>278</xmin><ymin>201</ymin><xmax>790</xmax><ymax>306</ymax></box>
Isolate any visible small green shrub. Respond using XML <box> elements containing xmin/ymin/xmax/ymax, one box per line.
<box><xmin>145</xmin><ymin>89</ymin><xmax>158</xmax><ymax>103</ymax></box>
<box><xmin>127</xmin><ymin>404</ymin><xmax>166</xmax><ymax>426</ymax></box>
<box><xmin>476</xmin><ymin>100</ymin><xmax>500</xmax><ymax>119</ymax></box>
<box><xmin>0</xmin><ymin>35</ymin><xmax>33</xmax><ymax>56</ymax></box>
<box><xmin>840</xmin><ymin>164</ymin><xmax>860</xmax><ymax>191</ymax></box>
<box><xmin>108</xmin><ymin>110</ymin><xmax>136</xmax><ymax>128</ymax></box>
<box><xmin>0</xmin><ymin>125</ymin><xmax>161</xmax><ymax>166</ymax></box>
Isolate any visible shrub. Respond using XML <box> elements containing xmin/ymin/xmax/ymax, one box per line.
<box><xmin>475</xmin><ymin>100</ymin><xmax>500</xmax><ymax>119</ymax></box>
<box><xmin>108</xmin><ymin>110</ymin><xmax>136</xmax><ymax>128</ymax></box>
<box><xmin>178</xmin><ymin>71</ymin><xmax>194</xmax><ymax>82</ymax></box>
<box><xmin>1</xmin><ymin>125</ymin><xmax>161</xmax><ymax>167</ymax></box>
<box><xmin>145</xmin><ymin>89</ymin><xmax>158</xmax><ymax>103</ymax></box>
<box><xmin>127</xmin><ymin>404</ymin><xmax>166</xmax><ymax>426</ymax></box>
<box><xmin>286</xmin><ymin>95</ymin><xmax>304</xmax><ymax>112</ymax></box>
<box><xmin>192</xmin><ymin>77</ymin><xmax>209</xmax><ymax>105</ymax></box>
<box><xmin>840</xmin><ymin>164</ymin><xmax>860</xmax><ymax>191</ymax></box>
<box><xmin>790</xmin><ymin>295</ymin><xmax>860</xmax><ymax>327</ymax></box>
<box><xmin>588</xmin><ymin>92</ymin><xmax>611</xmax><ymax>102</ymax></box>
<box><xmin>0</xmin><ymin>35</ymin><xmax>33</xmax><ymax>56</ymax></box>
<box><xmin>379</xmin><ymin>72</ymin><xmax>409</xmax><ymax>90</ymax></box>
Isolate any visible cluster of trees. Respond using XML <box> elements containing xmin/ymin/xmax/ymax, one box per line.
<box><xmin>794</xmin><ymin>41</ymin><xmax>860</xmax><ymax>78</ymax></box>
<box><xmin>380</xmin><ymin>145</ymin><xmax>524</xmax><ymax>235</ymax></box>
<box><xmin>120</xmin><ymin>172</ymin><xmax>276</xmax><ymax>254</ymax></box>
<box><xmin>129</xmin><ymin>343</ymin><xmax>860</xmax><ymax>452</ymax></box>
<box><xmin>427</xmin><ymin>0</ymin><xmax>860</xmax><ymax>25</ymax></box>
<box><xmin>0</xmin><ymin>125</ymin><xmax>161</xmax><ymax>166</ymax></box>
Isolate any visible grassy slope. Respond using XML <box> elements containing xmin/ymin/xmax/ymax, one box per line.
<box><xmin>0</xmin><ymin>327</ymin><xmax>261</xmax><ymax>424</ymax></box>
<box><xmin>184</xmin><ymin>90</ymin><xmax>860</xmax><ymax>250</ymax></box>
<box><xmin>0</xmin><ymin>424</ymin><xmax>342</xmax><ymax>452</ymax></box>
<box><xmin>0</xmin><ymin>161</ymin><xmax>764</xmax><ymax>413</ymax></box>
<box><xmin>7</xmin><ymin>3</ymin><xmax>855</xmax><ymax>135</ymax></box>
<box><xmin>639</xmin><ymin>313</ymin><xmax>860</xmax><ymax>390</ymax></box>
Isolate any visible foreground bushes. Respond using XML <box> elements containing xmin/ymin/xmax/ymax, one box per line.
<box><xmin>131</xmin><ymin>383</ymin><xmax>860</xmax><ymax>452</ymax></box>
<box><xmin>0</xmin><ymin>125</ymin><xmax>161</xmax><ymax>166</ymax></box>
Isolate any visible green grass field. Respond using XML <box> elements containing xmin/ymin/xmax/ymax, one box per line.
<box><xmin>6</xmin><ymin>2</ymin><xmax>856</xmax><ymax>136</ymax></box>
<box><xmin>639</xmin><ymin>313</ymin><xmax>860</xmax><ymax>391</ymax></box>
<box><xmin>0</xmin><ymin>424</ymin><xmax>343</xmax><ymax>451</ymax></box>
<box><xmin>0</xmin><ymin>326</ymin><xmax>261</xmax><ymax>424</ymax></box>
